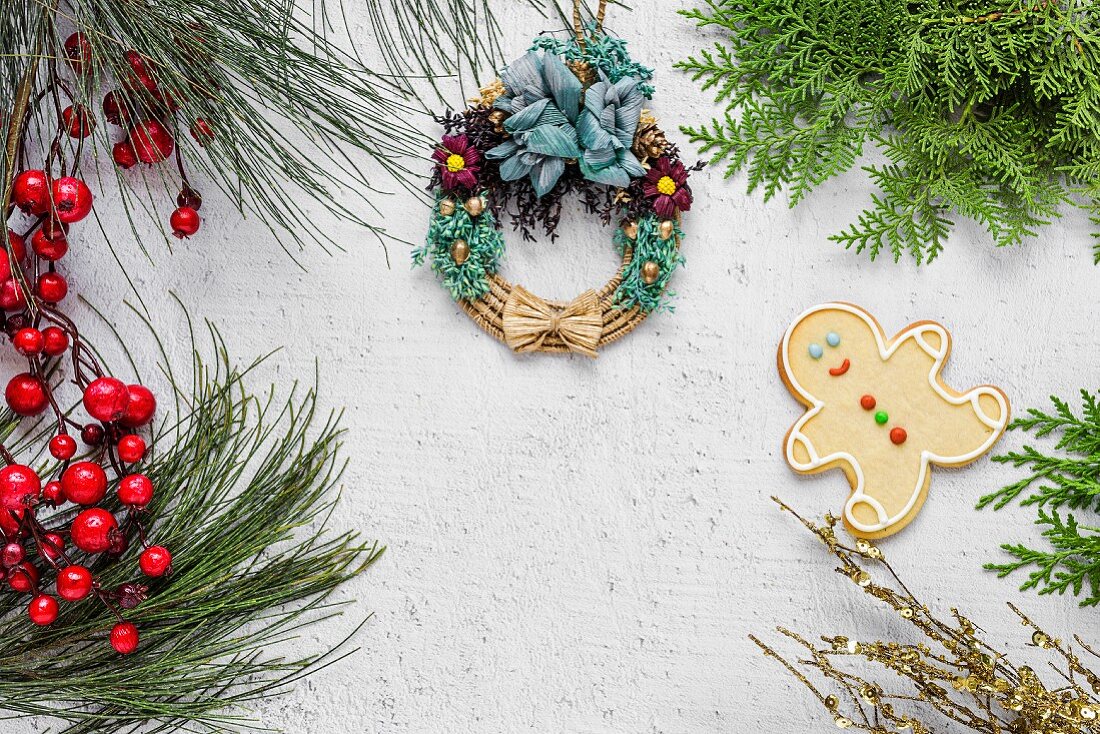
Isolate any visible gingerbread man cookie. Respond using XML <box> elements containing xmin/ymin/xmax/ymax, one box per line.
<box><xmin>778</xmin><ymin>302</ymin><xmax>1010</xmax><ymax>539</ymax></box>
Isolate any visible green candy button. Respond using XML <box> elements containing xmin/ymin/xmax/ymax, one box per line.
<box><xmin>874</xmin><ymin>411</ymin><xmax>889</xmax><ymax>425</ymax></box>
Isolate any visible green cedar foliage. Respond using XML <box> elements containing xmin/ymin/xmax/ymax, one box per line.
<box><xmin>978</xmin><ymin>390</ymin><xmax>1100</xmax><ymax>607</ymax></box>
<box><xmin>678</xmin><ymin>1</ymin><xmax>1100</xmax><ymax>264</ymax></box>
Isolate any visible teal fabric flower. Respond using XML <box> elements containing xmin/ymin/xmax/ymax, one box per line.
<box><xmin>577</xmin><ymin>74</ymin><xmax>646</xmax><ymax>187</ymax></box>
<box><xmin>486</xmin><ymin>51</ymin><xmax>583</xmax><ymax>197</ymax></box>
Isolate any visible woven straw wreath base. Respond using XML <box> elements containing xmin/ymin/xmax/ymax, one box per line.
<box><xmin>459</xmin><ymin>247</ymin><xmax>656</xmax><ymax>358</ymax></box>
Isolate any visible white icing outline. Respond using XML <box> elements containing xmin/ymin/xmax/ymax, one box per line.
<box><xmin>781</xmin><ymin>303</ymin><xmax>1009</xmax><ymax>534</ymax></box>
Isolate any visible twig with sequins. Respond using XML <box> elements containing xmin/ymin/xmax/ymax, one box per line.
<box><xmin>758</xmin><ymin>497</ymin><xmax>1100</xmax><ymax>733</ymax></box>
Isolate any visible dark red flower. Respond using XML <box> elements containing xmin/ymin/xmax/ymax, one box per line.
<box><xmin>432</xmin><ymin>134</ymin><xmax>481</xmax><ymax>191</ymax></box>
<box><xmin>643</xmin><ymin>157</ymin><xmax>693</xmax><ymax>219</ymax></box>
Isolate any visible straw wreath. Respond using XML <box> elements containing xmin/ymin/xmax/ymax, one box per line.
<box><xmin>414</xmin><ymin>1</ymin><xmax>696</xmax><ymax>358</ymax></box>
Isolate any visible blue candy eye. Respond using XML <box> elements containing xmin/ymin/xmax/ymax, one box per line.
<box><xmin>826</xmin><ymin>332</ymin><xmax>840</xmax><ymax>347</ymax></box>
<box><xmin>808</xmin><ymin>343</ymin><xmax>823</xmax><ymax>359</ymax></box>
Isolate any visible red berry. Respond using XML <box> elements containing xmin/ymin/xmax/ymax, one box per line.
<box><xmin>80</xmin><ymin>424</ymin><xmax>104</xmax><ymax>446</ymax></box>
<box><xmin>42</xmin><ymin>326</ymin><xmax>69</xmax><ymax>356</ymax></box>
<box><xmin>0</xmin><ymin>464</ymin><xmax>40</xmax><ymax>512</ymax></box>
<box><xmin>139</xmin><ymin>545</ymin><xmax>171</xmax><ymax>577</ymax></box>
<box><xmin>190</xmin><ymin>118</ymin><xmax>214</xmax><ymax>144</ymax></box>
<box><xmin>48</xmin><ymin>433</ymin><xmax>77</xmax><ymax>460</ymax></box>
<box><xmin>2</xmin><ymin>541</ymin><xmax>25</xmax><ymax>567</ymax></box>
<box><xmin>61</xmin><ymin>461</ymin><xmax>108</xmax><ymax>505</ymax></box>
<box><xmin>31</xmin><ymin>228</ymin><xmax>68</xmax><ymax>261</ymax></box>
<box><xmin>36</xmin><ymin>272</ymin><xmax>68</xmax><ymax>303</ymax></box>
<box><xmin>176</xmin><ymin>187</ymin><xmax>202</xmax><ymax>210</ymax></box>
<box><xmin>117</xmin><ymin>434</ymin><xmax>146</xmax><ymax>463</ymax></box>
<box><xmin>63</xmin><ymin>32</ymin><xmax>93</xmax><ymax>75</ymax></box>
<box><xmin>129</xmin><ymin>120</ymin><xmax>174</xmax><ymax>164</ymax></box>
<box><xmin>110</xmin><ymin>621</ymin><xmax>139</xmax><ymax>654</ymax></box>
<box><xmin>41</xmin><ymin>481</ymin><xmax>63</xmax><ymax>506</ymax></box>
<box><xmin>124</xmin><ymin>51</ymin><xmax>158</xmax><ymax>95</ymax></box>
<box><xmin>28</xmin><ymin>593</ymin><xmax>58</xmax><ymax>625</ymax></box>
<box><xmin>102</xmin><ymin>90</ymin><xmax>133</xmax><ymax>126</ymax></box>
<box><xmin>8</xmin><ymin>561</ymin><xmax>38</xmax><ymax>592</ymax></box>
<box><xmin>112</xmin><ymin>141</ymin><xmax>139</xmax><ymax>170</ymax></box>
<box><xmin>83</xmin><ymin>377</ymin><xmax>129</xmax><ymax>422</ymax></box>
<box><xmin>0</xmin><ymin>279</ymin><xmax>28</xmax><ymax>311</ymax></box>
<box><xmin>170</xmin><ymin>207</ymin><xmax>200</xmax><ymax>239</ymax></box>
<box><xmin>120</xmin><ymin>384</ymin><xmax>156</xmax><ymax>428</ymax></box>
<box><xmin>0</xmin><ymin>505</ymin><xmax>21</xmax><ymax>537</ymax></box>
<box><xmin>61</xmin><ymin>105</ymin><xmax>95</xmax><ymax>138</ymax></box>
<box><xmin>118</xmin><ymin>473</ymin><xmax>153</xmax><ymax>507</ymax></box>
<box><xmin>13</xmin><ymin>327</ymin><xmax>44</xmax><ymax>355</ymax></box>
<box><xmin>155</xmin><ymin>89</ymin><xmax>180</xmax><ymax>113</ymax></box>
<box><xmin>12</xmin><ymin>170</ymin><xmax>49</xmax><ymax>215</ymax></box>
<box><xmin>50</xmin><ymin>177</ymin><xmax>94</xmax><ymax>224</ymax></box>
<box><xmin>7</xmin><ymin>229</ymin><xmax>26</xmax><ymax>261</ymax></box>
<box><xmin>39</xmin><ymin>218</ymin><xmax>68</xmax><ymax>243</ymax></box>
<box><xmin>0</xmin><ymin>250</ymin><xmax>14</xmax><ymax>283</ymax></box>
<box><xmin>5</xmin><ymin>374</ymin><xmax>48</xmax><ymax>416</ymax></box>
<box><xmin>40</xmin><ymin>532</ymin><xmax>64</xmax><ymax>560</ymax></box>
<box><xmin>70</xmin><ymin>508</ymin><xmax>117</xmax><ymax>553</ymax></box>
<box><xmin>0</xmin><ymin>234</ymin><xmax>21</xmax><ymax>283</ymax></box>
<box><xmin>56</xmin><ymin>565</ymin><xmax>93</xmax><ymax>601</ymax></box>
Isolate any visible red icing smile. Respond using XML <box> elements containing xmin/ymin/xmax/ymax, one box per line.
<box><xmin>828</xmin><ymin>358</ymin><xmax>850</xmax><ymax>376</ymax></box>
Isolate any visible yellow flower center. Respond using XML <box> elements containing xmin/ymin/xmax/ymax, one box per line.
<box><xmin>446</xmin><ymin>154</ymin><xmax>466</xmax><ymax>172</ymax></box>
<box><xmin>657</xmin><ymin>175</ymin><xmax>677</xmax><ymax>196</ymax></box>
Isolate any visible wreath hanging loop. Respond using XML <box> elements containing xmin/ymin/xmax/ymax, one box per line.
<box><xmin>572</xmin><ymin>0</ymin><xmax>608</xmax><ymax>52</ymax></box>
<box><xmin>414</xmin><ymin>7</ymin><xmax>697</xmax><ymax>358</ymax></box>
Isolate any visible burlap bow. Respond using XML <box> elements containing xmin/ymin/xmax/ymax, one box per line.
<box><xmin>502</xmin><ymin>286</ymin><xmax>603</xmax><ymax>358</ymax></box>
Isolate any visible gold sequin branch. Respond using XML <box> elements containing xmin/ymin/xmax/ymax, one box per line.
<box><xmin>755</xmin><ymin>498</ymin><xmax>1100</xmax><ymax>734</ymax></box>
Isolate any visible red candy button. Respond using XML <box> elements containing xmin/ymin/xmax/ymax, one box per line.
<box><xmin>890</xmin><ymin>427</ymin><xmax>907</xmax><ymax>445</ymax></box>
<box><xmin>860</xmin><ymin>395</ymin><xmax>876</xmax><ymax>410</ymax></box>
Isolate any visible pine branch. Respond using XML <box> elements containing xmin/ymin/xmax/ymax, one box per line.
<box><xmin>679</xmin><ymin>0</ymin><xmax>1100</xmax><ymax>264</ymax></box>
<box><xmin>0</xmin><ymin>0</ymin><xmax>586</xmax><ymax>260</ymax></box>
<box><xmin>0</xmin><ymin>310</ymin><xmax>381</xmax><ymax>731</ymax></box>
<box><xmin>979</xmin><ymin>390</ymin><xmax>1100</xmax><ymax>606</ymax></box>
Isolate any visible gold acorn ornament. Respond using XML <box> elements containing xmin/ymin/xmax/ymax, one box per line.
<box><xmin>621</xmin><ymin>220</ymin><xmax>638</xmax><ymax>241</ymax></box>
<box><xmin>463</xmin><ymin>196</ymin><xmax>485</xmax><ymax>217</ymax></box>
<box><xmin>450</xmin><ymin>239</ymin><xmax>470</xmax><ymax>265</ymax></box>
<box><xmin>438</xmin><ymin>198</ymin><xmax>456</xmax><ymax>216</ymax></box>
<box><xmin>658</xmin><ymin>219</ymin><xmax>675</xmax><ymax>240</ymax></box>
<box><xmin>640</xmin><ymin>261</ymin><xmax>660</xmax><ymax>285</ymax></box>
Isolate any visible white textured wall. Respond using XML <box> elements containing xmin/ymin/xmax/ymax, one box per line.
<box><xmin>14</xmin><ymin>2</ymin><xmax>1100</xmax><ymax>732</ymax></box>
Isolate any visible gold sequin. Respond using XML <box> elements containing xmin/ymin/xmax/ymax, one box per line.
<box><xmin>850</xmin><ymin>570</ymin><xmax>871</xmax><ymax>587</ymax></box>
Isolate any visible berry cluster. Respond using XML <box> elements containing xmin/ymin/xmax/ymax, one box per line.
<box><xmin>0</xmin><ymin>34</ymin><xmax>191</xmax><ymax>656</ymax></box>
<box><xmin>62</xmin><ymin>33</ymin><xmax>209</xmax><ymax>239</ymax></box>
<box><xmin>0</xmin><ymin>345</ymin><xmax>166</xmax><ymax>653</ymax></box>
